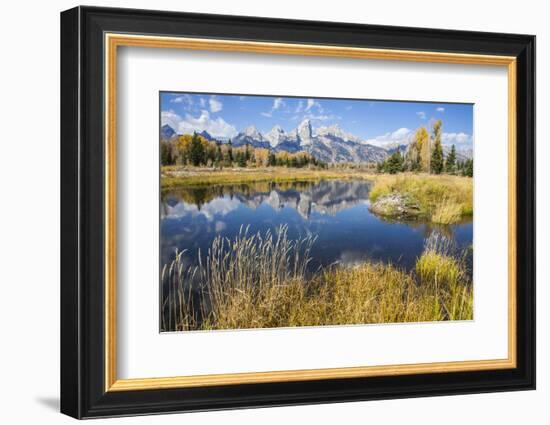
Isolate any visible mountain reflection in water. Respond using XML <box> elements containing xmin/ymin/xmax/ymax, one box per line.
<box><xmin>160</xmin><ymin>180</ymin><xmax>473</xmax><ymax>273</ymax></box>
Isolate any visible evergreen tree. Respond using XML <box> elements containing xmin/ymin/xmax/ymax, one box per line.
<box><xmin>386</xmin><ymin>151</ymin><xmax>404</xmax><ymax>174</ymax></box>
<box><xmin>189</xmin><ymin>132</ymin><xmax>205</xmax><ymax>166</ymax></box>
<box><xmin>160</xmin><ymin>141</ymin><xmax>173</xmax><ymax>165</ymax></box>
<box><xmin>430</xmin><ymin>120</ymin><xmax>444</xmax><ymax>174</ymax></box>
<box><xmin>244</xmin><ymin>143</ymin><xmax>251</xmax><ymax>163</ymax></box>
<box><xmin>462</xmin><ymin>159</ymin><xmax>473</xmax><ymax>177</ymax></box>
<box><xmin>225</xmin><ymin>139</ymin><xmax>233</xmax><ymax>164</ymax></box>
<box><xmin>215</xmin><ymin>142</ymin><xmax>223</xmax><ymax>167</ymax></box>
<box><xmin>268</xmin><ymin>151</ymin><xmax>277</xmax><ymax>166</ymax></box>
<box><xmin>445</xmin><ymin>144</ymin><xmax>457</xmax><ymax>173</ymax></box>
<box><xmin>237</xmin><ymin>151</ymin><xmax>246</xmax><ymax>167</ymax></box>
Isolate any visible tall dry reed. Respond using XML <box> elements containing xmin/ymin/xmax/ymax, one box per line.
<box><xmin>161</xmin><ymin>228</ymin><xmax>473</xmax><ymax>331</ymax></box>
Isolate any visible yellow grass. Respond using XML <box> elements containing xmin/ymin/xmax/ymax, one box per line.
<box><xmin>161</xmin><ymin>166</ymin><xmax>374</xmax><ymax>189</ymax></box>
<box><xmin>415</xmin><ymin>237</ymin><xmax>473</xmax><ymax>320</ymax></box>
<box><xmin>369</xmin><ymin>173</ymin><xmax>473</xmax><ymax>224</ymax></box>
<box><xmin>161</xmin><ymin>227</ymin><xmax>473</xmax><ymax>332</ymax></box>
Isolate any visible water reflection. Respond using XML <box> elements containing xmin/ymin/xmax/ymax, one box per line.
<box><xmin>160</xmin><ymin>180</ymin><xmax>473</xmax><ymax>272</ymax></box>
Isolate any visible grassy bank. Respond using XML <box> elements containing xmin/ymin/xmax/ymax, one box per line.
<box><xmin>161</xmin><ymin>166</ymin><xmax>374</xmax><ymax>189</ymax></box>
<box><xmin>161</xmin><ymin>227</ymin><xmax>472</xmax><ymax>332</ymax></box>
<box><xmin>162</xmin><ymin>168</ymin><xmax>473</xmax><ymax>226</ymax></box>
<box><xmin>368</xmin><ymin>173</ymin><xmax>473</xmax><ymax>224</ymax></box>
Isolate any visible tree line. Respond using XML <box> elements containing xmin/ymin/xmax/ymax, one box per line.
<box><xmin>376</xmin><ymin>120</ymin><xmax>473</xmax><ymax>177</ymax></box>
<box><xmin>161</xmin><ymin>132</ymin><xmax>325</xmax><ymax>169</ymax></box>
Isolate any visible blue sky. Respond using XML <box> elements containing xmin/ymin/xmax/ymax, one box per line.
<box><xmin>160</xmin><ymin>92</ymin><xmax>473</xmax><ymax>148</ymax></box>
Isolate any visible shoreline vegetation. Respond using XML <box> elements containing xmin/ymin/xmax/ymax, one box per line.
<box><xmin>161</xmin><ymin>166</ymin><xmax>472</xmax><ymax>225</ymax></box>
<box><xmin>161</xmin><ymin>226</ymin><xmax>473</xmax><ymax>332</ymax></box>
<box><xmin>368</xmin><ymin>174</ymin><xmax>473</xmax><ymax>224</ymax></box>
<box><xmin>161</xmin><ymin>166</ymin><xmax>368</xmax><ymax>189</ymax></box>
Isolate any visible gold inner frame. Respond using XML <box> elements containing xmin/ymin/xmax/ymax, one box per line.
<box><xmin>104</xmin><ymin>33</ymin><xmax>517</xmax><ymax>392</ymax></box>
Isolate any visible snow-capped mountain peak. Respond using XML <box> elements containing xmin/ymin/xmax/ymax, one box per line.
<box><xmin>297</xmin><ymin>119</ymin><xmax>313</xmax><ymax>146</ymax></box>
<box><xmin>265</xmin><ymin>125</ymin><xmax>286</xmax><ymax>148</ymax></box>
<box><xmin>315</xmin><ymin>124</ymin><xmax>362</xmax><ymax>143</ymax></box>
<box><xmin>232</xmin><ymin>125</ymin><xmax>270</xmax><ymax>148</ymax></box>
<box><xmin>243</xmin><ymin>125</ymin><xmax>264</xmax><ymax>140</ymax></box>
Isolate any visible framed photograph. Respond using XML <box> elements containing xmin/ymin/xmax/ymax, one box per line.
<box><xmin>60</xmin><ymin>6</ymin><xmax>535</xmax><ymax>419</ymax></box>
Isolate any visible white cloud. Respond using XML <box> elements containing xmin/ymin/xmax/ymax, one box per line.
<box><xmin>273</xmin><ymin>97</ymin><xmax>284</xmax><ymax>110</ymax></box>
<box><xmin>209</xmin><ymin>96</ymin><xmax>223</xmax><ymax>113</ymax></box>
<box><xmin>436</xmin><ymin>107</ymin><xmax>445</xmax><ymax>113</ymax></box>
<box><xmin>160</xmin><ymin>110</ymin><xmax>184</xmax><ymax>132</ymax></box>
<box><xmin>306</xmin><ymin>114</ymin><xmax>339</xmax><ymax>121</ymax></box>
<box><xmin>199</xmin><ymin>97</ymin><xmax>206</xmax><ymax>107</ymax></box>
<box><xmin>292</xmin><ymin>112</ymin><xmax>340</xmax><ymax>122</ymax></box>
<box><xmin>416</xmin><ymin>111</ymin><xmax>427</xmax><ymax>120</ymax></box>
<box><xmin>441</xmin><ymin>132</ymin><xmax>472</xmax><ymax>146</ymax></box>
<box><xmin>199</xmin><ymin>198</ymin><xmax>241</xmax><ymax>220</ymax></box>
<box><xmin>295</xmin><ymin>100</ymin><xmax>304</xmax><ymax>113</ymax></box>
<box><xmin>364</xmin><ymin>127</ymin><xmax>472</xmax><ymax>149</ymax></box>
<box><xmin>170</xmin><ymin>94</ymin><xmax>193</xmax><ymax>104</ymax></box>
<box><xmin>345</xmin><ymin>105</ymin><xmax>353</xmax><ymax>110</ymax></box>
<box><xmin>365</xmin><ymin>127</ymin><xmax>414</xmax><ymax>149</ymax></box>
<box><xmin>165</xmin><ymin>197</ymin><xmax>240</xmax><ymax>221</ymax></box>
<box><xmin>305</xmin><ymin>98</ymin><xmax>323</xmax><ymax>113</ymax></box>
<box><xmin>392</xmin><ymin>127</ymin><xmax>413</xmax><ymax>139</ymax></box>
<box><xmin>161</xmin><ymin>109</ymin><xmax>237</xmax><ymax>139</ymax></box>
<box><xmin>261</xmin><ymin>97</ymin><xmax>285</xmax><ymax>117</ymax></box>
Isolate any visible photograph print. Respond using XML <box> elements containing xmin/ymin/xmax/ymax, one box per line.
<box><xmin>160</xmin><ymin>92</ymin><xmax>474</xmax><ymax>332</ymax></box>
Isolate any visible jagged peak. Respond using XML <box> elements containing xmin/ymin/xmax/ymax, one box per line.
<box><xmin>160</xmin><ymin>124</ymin><xmax>177</xmax><ymax>139</ymax></box>
<box><xmin>270</xmin><ymin>124</ymin><xmax>284</xmax><ymax>132</ymax></box>
<box><xmin>240</xmin><ymin>125</ymin><xmax>264</xmax><ymax>140</ymax></box>
<box><xmin>265</xmin><ymin>125</ymin><xmax>288</xmax><ymax>147</ymax></box>
<box><xmin>297</xmin><ymin>119</ymin><xmax>313</xmax><ymax>145</ymax></box>
<box><xmin>316</xmin><ymin>124</ymin><xmax>361</xmax><ymax>143</ymax></box>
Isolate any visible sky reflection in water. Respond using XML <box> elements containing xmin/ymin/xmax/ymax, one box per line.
<box><xmin>160</xmin><ymin>180</ymin><xmax>473</xmax><ymax>274</ymax></box>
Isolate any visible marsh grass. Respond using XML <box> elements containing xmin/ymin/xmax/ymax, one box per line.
<box><xmin>415</xmin><ymin>233</ymin><xmax>473</xmax><ymax>320</ymax></box>
<box><xmin>161</xmin><ymin>167</ymin><xmax>374</xmax><ymax>190</ymax></box>
<box><xmin>161</xmin><ymin>227</ymin><xmax>473</xmax><ymax>332</ymax></box>
<box><xmin>369</xmin><ymin>173</ymin><xmax>473</xmax><ymax>224</ymax></box>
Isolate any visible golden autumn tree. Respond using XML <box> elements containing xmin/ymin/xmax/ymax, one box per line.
<box><xmin>175</xmin><ymin>134</ymin><xmax>193</xmax><ymax>164</ymax></box>
<box><xmin>253</xmin><ymin>148</ymin><xmax>270</xmax><ymax>167</ymax></box>
<box><xmin>410</xmin><ymin>127</ymin><xmax>430</xmax><ymax>172</ymax></box>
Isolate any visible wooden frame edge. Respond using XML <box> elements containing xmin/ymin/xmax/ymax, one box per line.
<box><xmin>108</xmin><ymin>358</ymin><xmax>516</xmax><ymax>391</ymax></box>
<box><xmin>104</xmin><ymin>33</ymin><xmax>518</xmax><ymax>392</ymax></box>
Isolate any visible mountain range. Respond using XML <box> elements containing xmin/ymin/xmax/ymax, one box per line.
<box><xmin>160</xmin><ymin>119</ymin><xmax>472</xmax><ymax>164</ymax></box>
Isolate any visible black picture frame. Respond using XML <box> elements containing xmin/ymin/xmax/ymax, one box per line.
<box><xmin>61</xmin><ymin>5</ymin><xmax>535</xmax><ymax>419</ymax></box>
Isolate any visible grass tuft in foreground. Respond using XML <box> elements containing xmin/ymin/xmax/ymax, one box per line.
<box><xmin>161</xmin><ymin>227</ymin><xmax>473</xmax><ymax>332</ymax></box>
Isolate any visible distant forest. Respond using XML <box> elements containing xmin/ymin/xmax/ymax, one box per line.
<box><xmin>161</xmin><ymin>132</ymin><xmax>325</xmax><ymax>169</ymax></box>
